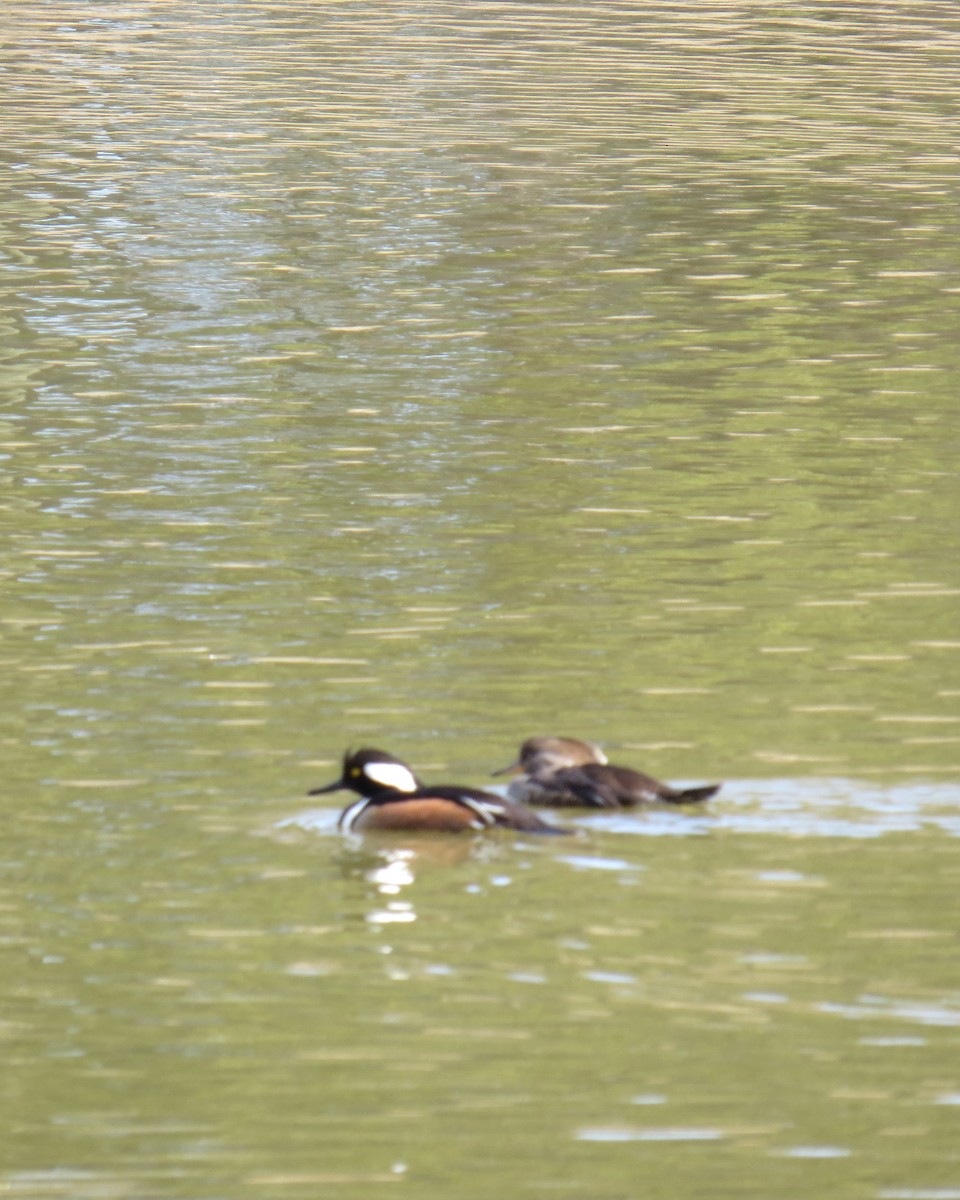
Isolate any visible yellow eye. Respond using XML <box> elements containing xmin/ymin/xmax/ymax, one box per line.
<box><xmin>350</xmin><ymin>766</ymin><xmax>361</xmax><ymax>777</ymax></box>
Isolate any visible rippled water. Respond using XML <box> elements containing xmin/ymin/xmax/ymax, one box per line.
<box><xmin>2</xmin><ymin>2</ymin><xmax>959</xmax><ymax>1198</ymax></box>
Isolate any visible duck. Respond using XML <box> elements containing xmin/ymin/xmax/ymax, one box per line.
<box><xmin>309</xmin><ymin>747</ymin><xmax>572</xmax><ymax>835</ymax></box>
<box><xmin>491</xmin><ymin>735</ymin><xmax>721</xmax><ymax>809</ymax></box>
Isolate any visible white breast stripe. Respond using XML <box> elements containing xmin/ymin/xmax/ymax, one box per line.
<box><xmin>338</xmin><ymin>798</ymin><xmax>370</xmax><ymax>833</ymax></box>
<box><xmin>363</xmin><ymin>761</ymin><xmax>418</xmax><ymax>793</ymax></box>
<box><xmin>459</xmin><ymin>796</ymin><xmax>502</xmax><ymax>828</ymax></box>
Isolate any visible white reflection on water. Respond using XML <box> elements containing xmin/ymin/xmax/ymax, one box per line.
<box><xmin>775</xmin><ymin>1146</ymin><xmax>851</xmax><ymax>1159</ymax></box>
<box><xmin>276</xmin><ymin>807</ymin><xmax>341</xmax><ymax>834</ymax></box>
<box><xmin>817</xmin><ymin>997</ymin><xmax>960</xmax><ymax>1028</ymax></box>
<box><xmin>557</xmin><ymin>854</ymin><xmax>642</xmax><ymax>872</ymax></box>
<box><xmin>367</xmin><ymin>850</ymin><xmax>416</xmax><ymax>895</ymax></box>
<box><xmin>365</xmin><ymin>902</ymin><xmax>416</xmax><ymax>926</ymax></box>
<box><xmin>880</xmin><ymin>1193</ymin><xmax>960</xmax><ymax>1200</ymax></box>
<box><xmin>365</xmin><ymin>849</ymin><xmax>418</xmax><ymax>925</ymax></box>
<box><xmin>574</xmin><ymin>778</ymin><xmax>960</xmax><ymax>839</ymax></box>
<box><xmin>577</xmin><ymin>1127</ymin><xmax>724</xmax><ymax>1142</ymax></box>
<box><xmin>583</xmin><ymin>970</ymin><xmax>637</xmax><ymax>986</ymax></box>
<box><xmin>859</xmin><ymin>1037</ymin><xmax>926</xmax><ymax>1047</ymax></box>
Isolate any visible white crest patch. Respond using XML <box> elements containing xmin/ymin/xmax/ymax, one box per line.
<box><xmin>363</xmin><ymin>761</ymin><xmax>418</xmax><ymax>793</ymax></box>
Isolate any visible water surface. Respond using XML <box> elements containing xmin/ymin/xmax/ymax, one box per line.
<box><xmin>2</xmin><ymin>3</ymin><xmax>959</xmax><ymax>1198</ymax></box>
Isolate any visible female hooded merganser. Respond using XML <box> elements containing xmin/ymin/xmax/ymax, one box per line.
<box><xmin>310</xmin><ymin>747</ymin><xmax>572</xmax><ymax>835</ymax></box>
<box><xmin>492</xmin><ymin>736</ymin><xmax>721</xmax><ymax>809</ymax></box>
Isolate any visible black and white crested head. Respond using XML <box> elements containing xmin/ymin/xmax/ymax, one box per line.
<box><xmin>350</xmin><ymin>748</ymin><xmax>420</xmax><ymax>795</ymax></box>
<box><xmin>308</xmin><ymin>747</ymin><xmax>423</xmax><ymax>799</ymax></box>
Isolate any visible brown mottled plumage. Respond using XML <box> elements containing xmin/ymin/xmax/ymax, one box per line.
<box><xmin>492</xmin><ymin>736</ymin><xmax>720</xmax><ymax>809</ymax></box>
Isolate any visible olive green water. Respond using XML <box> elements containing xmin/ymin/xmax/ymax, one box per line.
<box><xmin>2</xmin><ymin>3</ymin><xmax>959</xmax><ymax>1197</ymax></box>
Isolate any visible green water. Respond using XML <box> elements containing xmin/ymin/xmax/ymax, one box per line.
<box><xmin>2</xmin><ymin>3</ymin><xmax>959</xmax><ymax>1197</ymax></box>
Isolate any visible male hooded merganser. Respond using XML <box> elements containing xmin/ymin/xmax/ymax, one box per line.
<box><xmin>310</xmin><ymin>747</ymin><xmax>572</xmax><ymax>835</ymax></box>
<box><xmin>492</xmin><ymin>736</ymin><xmax>721</xmax><ymax>809</ymax></box>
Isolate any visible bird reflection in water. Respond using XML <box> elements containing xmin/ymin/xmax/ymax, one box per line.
<box><xmin>368</xmin><ymin>848</ymin><xmax>417</xmax><ymax>895</ymax></box>
<box><xmin>335</xmin><ymin>835</ymin><xmax>501</xmax><ymax>928</ymax></box>
<box><xmin>366</xmin><ymin>849</ymin><xmax>418</xmax><ymax>924</ymax></box>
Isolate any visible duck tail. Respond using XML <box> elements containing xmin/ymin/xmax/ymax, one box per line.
<box><xmin>669</xmin><ymin>783</ymin><xmax>721</xmax><ymax>805</ymax></box>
